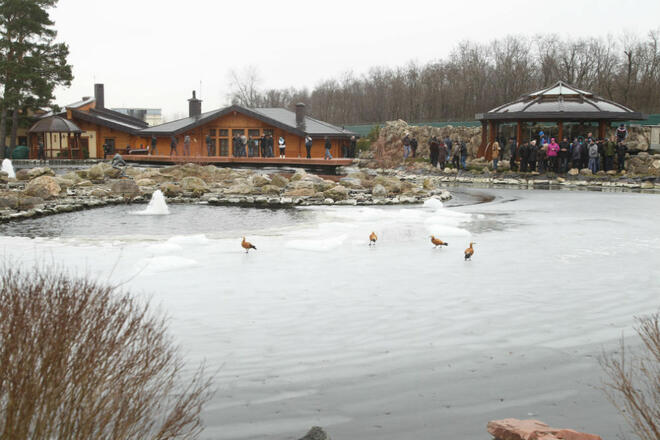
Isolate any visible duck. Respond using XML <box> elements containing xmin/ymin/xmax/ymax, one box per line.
<box><xmin>464</xmin><ymin>242</ymin><xmax>475</xmax><ymax>260</ymax></box>
<box><xmin>430</xmin><ymin>235</ymin><xmax>448</xmax><ymax>247</ymax></box>
<box><xmin>369</xmin><ymin>231</ymin><xmax>378</xmax><ymax>246</ymax></box>
<box><xmin>241</xmin><ymin>236</ymin><xmax>257</xmax><ymax>253</ymax></box>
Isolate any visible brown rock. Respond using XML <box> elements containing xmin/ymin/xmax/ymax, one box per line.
<box><xmin>270</xmin><ymin>174</ymin><xmax>289</xmax><ymax>187</ymax></box>
<box><xmin>110</xmin><ymin>179</ymin><xmax>140</xmax><ymax>196</ymax></box>
<box><xmin>160</xmin><ymin>183</ymin><xmax>182</xmax><ymax>197</ymax></box>
<box><xmin>24</xmin><ymin>176</ymin><xmax>61</xmax><ymax>199</ymax></box>
<box><xmin>487</xmin><ymin>419</ymin><xmax>602</xmax><ymax>440</ymax></box>
<box><xmin>15</xmin><ymin>169</ymin><xmax>30</xmax><ymax>180</ymax></box>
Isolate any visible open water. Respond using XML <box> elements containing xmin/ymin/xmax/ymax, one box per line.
<box><xmin>0</xmin><ymin>188</ymin><xmax>658</xmax><ymax>439</ymax></box>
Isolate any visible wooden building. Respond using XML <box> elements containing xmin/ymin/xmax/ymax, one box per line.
<box><xmin>141</xmin><ymin>92</ymin><xmax>357</xmax><ymax>159</ymax></box>
<box><xmin>475</xmin><ymin>81</ymin><xmax>647</xmax><ymax>159</ymax></box>
<box><xmin>30</xmin><ymin>84</ymin><xmax>148</xmax><ymax>159</ymax></box>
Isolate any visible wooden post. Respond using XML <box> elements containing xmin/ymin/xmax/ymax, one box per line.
<box><xmin>516</xmin><ymin>121</ymin><xmax>523</xmax><ymax>144</ymax></box>
<box><xmin>598</xmin><ymin>120</ymin><xmax>606</xmax><ymax>139</ymax></box>
<box><xmin>479</xmin><ymin>120</ymin><xmax>487</xmax><ymax>158</ymax></box>
<box><xmin>558</xmin><ymin>121</ymin><xmax>563</xmax><ymax>141</ymax></box>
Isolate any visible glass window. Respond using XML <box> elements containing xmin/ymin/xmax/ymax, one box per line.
<box><xmin>248</xmin><ymin>129</ymin><xmax>260</xmax><ymax>138</ymax></box>
<box><xmin>208</xmin><ymin>129</ymin><xmax>216</xmax><ymax>137</ymax></box>
<box><xmin>263</xmin><ymin>129</ymin><xmax>273</xmax><ymax>136</ymax></box>
<box><xmin>219</xmin><ymin>129</ymin><xmax>229</xmax><ymax>137</ymax></box>
<box><xmin>219</xmin><ymin>138</ymin><xmax>229</xmax><ymax>156</ymax></box>
<box><xmin>232</xmin><ymin>129</ymin><xmax>244</xmax><ymax>137</ymax></box>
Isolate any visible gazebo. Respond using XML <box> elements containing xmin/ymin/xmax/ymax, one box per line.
<box><xmin>475</xmin><ymin>81</ymin><xmax>647</xmax><ymax>158</ymax></box>
<box><xmin>28</xmin><ymin>116</ymin><xmax>84</xmax><ymax>159</ymax></box>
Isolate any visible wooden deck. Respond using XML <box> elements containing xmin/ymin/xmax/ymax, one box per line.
<box><xmin>123</xmin><ymin>154</ymin><xmax>355</xmax><ymax>170</ymax></box>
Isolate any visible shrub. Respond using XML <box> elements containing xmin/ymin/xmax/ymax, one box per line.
<box><xmin>601</xmin><ymin>312</ymin><xmax>660</xmax><ymax>440</ymax></box>
<box><xmin>0</xmin><ymin>267</ymin><xmax>214</xmax><ymax>440</ymax></box>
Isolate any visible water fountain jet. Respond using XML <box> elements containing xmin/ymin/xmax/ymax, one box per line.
<box><xmin>134</xmin><ymin>190</ymin><xmax>169</xmax><ymax>215</ymax></box>
<box><xmin>1</xmin><ymin>158</ymin><xmax>15</xmax><ymax>179</ymax></box>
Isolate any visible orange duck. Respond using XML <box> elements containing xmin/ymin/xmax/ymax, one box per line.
<box><xmin>241</xmin><ymin>236</ymin><xmax>257</xmax><ymax>253</ymax></box>
<box><xmin>430</xmin><ymin>235</ymin><xmax>448</xmax><ymax>247</ymax></box>
<box><xmin>464</xmin><ymin>242</ymin><xmax>475</xmax><ymax>260</ymax></box>
<box><xmin>369</xmin><ymin>231</ymin><xmax>378</xmax><ymax>246</ymax></box>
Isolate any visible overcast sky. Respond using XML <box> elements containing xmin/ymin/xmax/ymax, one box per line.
<box><xmin>51</xmin><ymin>0</ymin><xmax>660</xmax><ymax>120</ymax></box>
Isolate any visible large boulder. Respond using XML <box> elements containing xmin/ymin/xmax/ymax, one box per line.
<box><xmin>487</xmin><ymin>419</ymin><xmax>602</xmax><ymax>440</ymax></box>
<box><xmin>250</xmin><ymin>175</ymin><xmax>272</xmax><ymax>187</ymax></box>
<box><xmin>567</xmin><ymin>168</ymin><xmax>579</xmax><ymax>176</ymax></box>
<box><xmin>160</xmin><ymin>183</ymin><xmax>182</xmax><ymax>197</ymax></box>
<box><xmin>104</xmin><ymin>167</ymin><xmax>123</xmax><ymax>178</ymax></box>
<box><xmin>270</xmin><ymin>174</ymin><xmax>290</xmax><ymax>187</ymax></box>
<box><xmin>373</xmin><ymin>175</ymin><xmax>402</xmax><ymax>193</ymax></box>
<box><xmin>226</xmin><ymin>183</ymin><xmax>253</xmax><ymax>195</ymax></box>
<box><xmin>339</xmin><ymin>177</ymin><xmax>363</xmax><ymax>188</ymax></box>
<box><xmin>0</xmin><ymin>171</ymin><xmax>7</xmax><ymax>184</ymax></box>
<box><xmin>27</xmin><ymin>167</ymin><xmax>55</xmax><ymax>179</ymax></box>
<box><xmin>181</xmin><ymin>176</ymin><xmax>209</xmax><ymax>194</ymax></box>
<box><xmin>290</xmin><ymin>169</ymin><xmax>307</xmax><ymax>181</ymax></box>
<box><xmin>54</xmin><ymin>177</ymin><xmax>76</xmax><ymax>189</ymax></box>
<box><xmin>260</xmin><ymin>184</ymin><xmax>282</xmax><ymax>195</ymax></box>
<box><xmin>286</xmin><ymin>180</ymin><xmax>315</xmax><ymax>191</ymax></box>
<box><xmin>136</xmin><ymin>178</ymin><xmax>157</xmax><ymax>187</ymax></box>
<box><xmin>15</xmin><ymin>169</ymin><xmax>30</xmax><ymax>181</ymax></box>
<box><xmin>24</xmin><ymin>176</ymin><xmax>61</xmax><ymax>199</ymax></box>
<box><xmin>110</xmin><ymin>179</ymin><xmax>140</xmax><ymax>197</ymax></box>
<box><xmin>323</xmin><ymin>185</ymin><xmax>349</xmax><ymax>201</ymax></box>
<box><xmin>0</xmin><ymin>195</ymin><xmax>44</xmax><ymax>211</ymax></box>
<box><xmin>87</xmin><ymin>164</ymin><xmax>106</xmax><ymax>182</ymax></box>
<box><xmin>372</xmin><ymin>184</ymin><xmax>387</xmax><ymax>197</ymax></box>
<box><xmin>298</xmin><ymin>426</ymin><xmax>330</xmax><ymax>440</ymax></box>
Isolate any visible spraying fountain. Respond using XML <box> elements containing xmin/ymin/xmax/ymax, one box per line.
<box><xmin>1</xmin><ymin>158</ymin><xmax>15</xmax><ymax>179</ymax></box>
<box><xmin>135</xmin><ymin>190</ymin><xmax>170</xmax><ymax>215</ymax></box>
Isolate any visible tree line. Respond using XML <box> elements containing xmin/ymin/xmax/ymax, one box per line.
<box><xmin>229</xmin><ymin>30</ymin><xmax>660</xmax><ymax>125</ymax></box>
<box><xmin>0</xmin><ymin>0</ymin><xmax>72</xmax><ymax>158</ymax></box>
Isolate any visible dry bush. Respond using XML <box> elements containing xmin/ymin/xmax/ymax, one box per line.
<box><xmin>0</xmin><ymin>267</ymin><xmax>215</xmax><ymax>440</ymax></box>
<box><xmin>601</xmin><ymin>312</ymin><xmax>660</xmax><ymax>440</ymax></box>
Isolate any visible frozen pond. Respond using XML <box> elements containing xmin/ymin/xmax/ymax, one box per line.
<box><xmin>1</xmin><ymin>188</ymin><xmax>658</xmax><ymax>440</ymax></box>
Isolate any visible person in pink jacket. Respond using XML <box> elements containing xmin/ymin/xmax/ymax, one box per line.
<box><xmin>547</xmin><ymin>138</ymin><xmax>560</xmax><ymax>172</ymax></box>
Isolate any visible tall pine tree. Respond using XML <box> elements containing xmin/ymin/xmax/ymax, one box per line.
<box><xmin>0</xmin><ymin>0</ymin><xmax>72</xmax><ymax>158</ymax></box>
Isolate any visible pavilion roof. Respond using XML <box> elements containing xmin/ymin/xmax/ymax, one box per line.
<box><xmin>28</xmin><ymin>116</ymin><xmax>83</xmax><ymax>133</ymax></box>
<box><xmin>476</xmin><ymin>81</ymin><xmax>646</xmax><ymax>122</ymax></box>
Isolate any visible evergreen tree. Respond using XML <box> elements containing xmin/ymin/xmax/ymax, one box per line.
<box><xmin>0</xmin><ymin>0</ymin><xmax>72</xmax><ymax>158</ymax></box>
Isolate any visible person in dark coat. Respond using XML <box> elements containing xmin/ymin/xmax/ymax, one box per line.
<box><xmin>519</xmin><ymin>142</ymin><xmax>529</xmax><ymax>172</ymax></box>
<box><xmin>305</xmin><ymin>135</ymin><xmax>313</xmax><ymax>159</ymax></box>
<box><xmin>438</xmin><ymin>140</ymin><xmax>447</xmax><ymax>169</ymax></box>
<box><xmin>509</xmin><ymin>138</ymin><xmax>518</xmax><ymax>171</ymax></box>
<box><xmin>429</xmin><ymin>136</ymin><xmax>440</xmax><ymax>167</ymax></box>
<box><xmin>169</xmin><ymin>136</ymin><xmax>178</xmax><ymax>156</ymax></box>
<box><xmin>350</xmin><ymin>136</ymin><xmax>357</xmax><ymax>158</ymax></box>
<box><xmin>324</xmin><ymin>136</ymin><xmax>332</xmax><ymax>160</ymax></box>
<box><xmin>38</xmin><ymin>139</ymin><xmax>45</xmax><ymax>160</ymax></box>
<box><xmin>528</xmin><ymin>140</ymin><xmax>538</xmax><ymax>172</ymax></box>
<box><xmin>616</xmin><ymin>141</ymin><xmax>627</xmax><ymax>172</ymax></box>
<box><xmin>616</xmin><ymin>124</ymin><xmax>628</xmax><ymax>143</ymax></box>
<box><xmin>410</xmin><ymin>137</ymin><xmax>418</xmax><ymax>158</ymax></box>
<box><xmin>459</xmin><ymin>140</ymin><xmax>468</xmax><ymax>170</ymax></box>
<box><xmin>559</xmin><ymin>137</ymin><xmax>570</xmax><ymax>173</ymax></box>
<box><xmin>151</xmin><ymin>135</ymin><xmax>158</xmax><ymax>155</ymax></box>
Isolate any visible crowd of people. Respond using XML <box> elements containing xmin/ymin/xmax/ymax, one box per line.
<box><xmin>494</xmin><ymin>124</ymin><xmax>629</xmax><ymax>174</ymax></box>
<box><xmin>153</xmin><ymin>133</ymin><xmax>359</xmax><ymax>159</ymax></box>
<box><xmin>402</xmin><ymin>134</ymin><xmax>470</xmax><ymax>170</ymax></box>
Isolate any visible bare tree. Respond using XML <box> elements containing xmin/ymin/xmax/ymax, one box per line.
<box><xmin>0</xmin><ymin>266</ymin><xmax>215</xmax><ymax>440</ymax></box>
<box><xmin>227</xmin><ymin>65</ymin><xmax>263</xmax><ymax>107</ymax></box>
<box><xmin>601</xmin><ymin>312</ymin><xmax>660</xmax><ymax>440</ymax></box>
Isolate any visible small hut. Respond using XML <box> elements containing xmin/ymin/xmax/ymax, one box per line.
<box><xmin>475</xmin><ymin>81</ymin><xmax>647</xmax><ymax>158</ymax></box>
<box><xmin>28</xmin><ymin>116</ymin><xmax>84</xmax><ymax>159</ymax></box>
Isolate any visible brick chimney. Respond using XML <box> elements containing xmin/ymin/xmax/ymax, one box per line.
<box><xmin>188</xmin><ymin>90</ymin><xmax>202</xmax><ymax>117</ymax></box>
<box><xmin>295</xmin><ymin>102</ymin><xmax>306</xmax><ymax>128</ymax></box>
<box><xmin>94</xmin><ymin>84</ymin><xmax>104</xmax><ymax>109</ymax></box>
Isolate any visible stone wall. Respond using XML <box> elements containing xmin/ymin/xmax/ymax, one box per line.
<box><xmin>368</xmin><ymin>120</ymin><xmax>481</xmax><ymax>168</ymax></box>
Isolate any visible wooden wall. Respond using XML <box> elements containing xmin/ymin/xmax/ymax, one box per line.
<box><xmin>142</xmin><ymin>111</ymin><xmax>347</xmax><ymax>158</ymax></box>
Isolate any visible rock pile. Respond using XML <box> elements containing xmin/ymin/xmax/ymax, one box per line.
<box><xmin>0</xmin><ymin>163</ymin><xmax>453</xmax><ymax>223</ymax></box>
<box><xmin>369</xmin><ymin>119</ymin><xmax>481</xmax><ymax>168</ymax></box>
<box><xmin>487</xmin><ymin>418</ymin><xmax>602</xmax><ymax>440</ymax></box>
<box><xmin>625</xmin><ymin>151</ymin><xmax>660</xmax><ymax>175</ymax></box>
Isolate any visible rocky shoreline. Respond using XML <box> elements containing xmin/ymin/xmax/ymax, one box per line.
<box><xmin>0</xmin><ymin>162</ymin><xmax>452</xmax><ymax>223</ymax></box>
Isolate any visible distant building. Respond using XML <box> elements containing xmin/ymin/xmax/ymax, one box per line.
<box><xmin>112</xmin><ymin>108</ymin><xmax>162</xmax><ymax>126</ymax></box>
